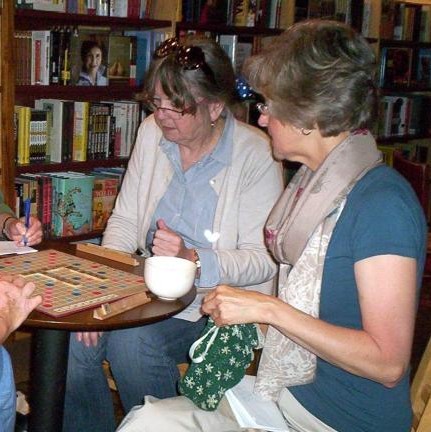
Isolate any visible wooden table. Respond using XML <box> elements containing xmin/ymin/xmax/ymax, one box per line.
<box><xmin>20</xmin><ymin>242</ymin><xmax>196</xmax><ymax>432</ymax></box>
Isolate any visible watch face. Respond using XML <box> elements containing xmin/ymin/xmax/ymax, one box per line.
<box><xmin>193</xmin><ymin>249</ymin><xmax>201</xmax><ymax>269</ymax></box>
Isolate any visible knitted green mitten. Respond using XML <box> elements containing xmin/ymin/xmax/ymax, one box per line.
<box><xmin>178</xmin><ymin>318</ymin><xmax>260</xmax><ymax>411</ymax></box>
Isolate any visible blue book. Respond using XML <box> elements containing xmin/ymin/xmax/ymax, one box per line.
<box><xmin>123</xmin><ymin>30</ymin><xmax>154</xmax><ymax>86</ymax></box>
<box><xmin>49</xmin><ymin>172</ymin><xmax>95</xmax><ymax>237</ymax></box>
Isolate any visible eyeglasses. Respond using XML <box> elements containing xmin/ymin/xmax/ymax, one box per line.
<box><xmin>256</xmin><ymin>102</ymin><xmax>269</xmax><ymax>115</ymax></box>
<box><xmin>153</xmin><ymin>37</ymin><xmax>217</xmax><ymax>85</ymax></box>
<box><xmin>145</xmin><ymin>97</ymin><xmax>193</xmax><ymax>119</ymax></box>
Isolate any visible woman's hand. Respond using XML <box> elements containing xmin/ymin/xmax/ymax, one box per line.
<box><xmin>201</xmin><ymin>284</ymin><xmax>277</xmax><ymax>327</ymax></box>
<box><xmin>0</xmin><ymin>276</ymin><xmax>42</xmax><ymax>342</ymax></box>
<box><xmin>6</xmin><ymin>216</ymin><xmax>43</xmax><ymax>246</ymax></box>
<box><xmin>152</xmin><ymin>219</ymin><xmax>194</xmax><ymax>261</ymax></box>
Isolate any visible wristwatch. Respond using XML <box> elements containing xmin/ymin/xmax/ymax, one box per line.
<box><xmin>192</xmin><ymin>249</ymin><xmax>201</xmax><ymax>278</ymax></box>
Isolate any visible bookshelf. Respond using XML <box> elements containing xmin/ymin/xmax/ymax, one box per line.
<box><xmin>0</xmin><ymin>5</ymin><xmax>173</xmax><ymax>241</ymax></box>
<box><xmin>376</xmin><ymin>0</ymin><xmax>431</xmax><ymax>163</ymax></box>
<box><xmin>0</xmin><ymin>2</ymin><xmax>15</xmax><ymax>204</ymax></box>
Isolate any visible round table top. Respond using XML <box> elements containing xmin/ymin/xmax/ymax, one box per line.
<box><xmin>21</xmin><ymin>242</ymin><xmax>197</xmax><ymax>332</ymax></box>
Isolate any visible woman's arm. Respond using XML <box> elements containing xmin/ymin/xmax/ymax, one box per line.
<box><xmin>215</xmin><ymin>129</ymin><xmax>284</xmax><ymax>288</ymax></box>
<box><xmin>203</xmin><ymin>254</ymin><xmax>417</xmax><ymax>386</ymax></box>
<box><xmin>102</xmin><ymin>120</ymin><xmax>157</xmax><ymax>252</ymax></box>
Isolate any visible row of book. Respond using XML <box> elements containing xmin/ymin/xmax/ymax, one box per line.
<box><xmin>15</xmin><ymin>0</ymin><xmax>177</xmax><ymax>21</ymax></box>
<box><xmin>181</xmin><ymin>0</ymin><xmax>283</xmax><ymax>29</ymax></box>
<box><xmin>294</xmin><ymin>0</ymin><xmax>372</xmax><ymax>37</ymax></box>
<box><xmin>375</xmin><ymin>94</ymin><xmax>431</xmax><ymax>140</ymax></box>
<box><xmin>15</xmin><ymin>99</ymin><xmax>142</xmax><ymax>165</ymax></box>
<box><xmin>378</xmin><ymin>140</ymin><xmax>431</xmax><ymax>169</ymax></box>
<box><xmin>14</xmin><ymin>26</ymin><xmax>171</xmax><ymax>87</ymax></box>
<box><xmin>380</xmin><ymin>0</ymin><xmax>431</xmax><ymax>43</ymax></box>
<box><xmin>15</xmin><ymin>167</ymin><xmax>125</xmax><ymax>239</ymax></box>
<box><xmin>379</xmin><ymin>46</ymin><xmax>431</xmax><ymax>89</ymax></box>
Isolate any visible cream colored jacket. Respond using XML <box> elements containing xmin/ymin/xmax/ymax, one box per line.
<box><xmin>102</xmin><ymin>115</ymin><xmax>284</xmax><ymax>294</ymax></box>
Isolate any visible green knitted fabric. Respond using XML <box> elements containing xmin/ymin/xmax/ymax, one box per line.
<box><xmin>178</xmin><ymin>318</ymin><xmax>260</xmax><ymax>411</ymax></box>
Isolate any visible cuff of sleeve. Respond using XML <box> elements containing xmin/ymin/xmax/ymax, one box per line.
<box><xmin>194</xmin><ymin>249</ymin><xmax>220</xmax><ymax>288</ymax></box>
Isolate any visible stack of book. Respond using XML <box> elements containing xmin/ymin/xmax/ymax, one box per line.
<box><xmin>14</xmin><ymin>168</ymin><xmax>125</xmax><ymax>239</ymax></box>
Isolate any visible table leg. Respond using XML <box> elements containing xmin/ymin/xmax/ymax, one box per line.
<box><xmin>28</xmin><ymin>329</ymin><xmax>70</xmax><ymax>432</ymax></box>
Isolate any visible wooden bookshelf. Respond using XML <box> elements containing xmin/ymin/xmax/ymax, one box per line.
<box><xmin>0</xmin><ymin>6</ymin><xmax>172</xmax><ymax>241</ymax></box>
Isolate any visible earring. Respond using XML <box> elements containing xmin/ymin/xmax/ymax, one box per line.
<box><xmin>210</xmin><ymin>121</ymin><xmax>215</xmax><ymax>128</ymax></box>
<box><xmin>301</xmin><ymin>128</ymin><xmax>312</xmax><ymax>136</ymax></box>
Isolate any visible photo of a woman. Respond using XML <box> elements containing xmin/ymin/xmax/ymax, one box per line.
<box><xmin>76</xmin><ymin>40</ymin><xmax>108</xmax><ymax>86</ymax></box>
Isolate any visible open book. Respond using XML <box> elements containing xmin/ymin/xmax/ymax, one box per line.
<box><xmin>225</xmin><ymin>375</ymin><xmax>290</xmax><ymax>432</ymax></box>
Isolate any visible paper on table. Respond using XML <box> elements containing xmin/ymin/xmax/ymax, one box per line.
<box><xmin>0</xmin><ymin>241</ymin><xmax>38</xmax><ymax>256</ymax></box>
<box><xmin>173</xmin><ymin>292</ymin><xmax>205</xmax><ymax>322</ymax></box>
<box><xmin>225</xmin><ymin>375</ymin><xmax>290</xmax><ymax>432</ymax></box>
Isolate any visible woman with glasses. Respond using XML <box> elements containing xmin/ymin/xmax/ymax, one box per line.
<box><xmin>116</xmin><ymin>20</ymin><xmax>427</xmax><ymax>432</ymax></box>
<box><xmin>62</xmin><ymin>36</ymin><xmax>283</xmax><ymax>432</ymax></box>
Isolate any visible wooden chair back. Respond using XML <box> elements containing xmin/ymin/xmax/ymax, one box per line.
<box><xmin>411</xmin><ymin>337</ymin><xmax>431</xmax><ymax>431</ymax></box>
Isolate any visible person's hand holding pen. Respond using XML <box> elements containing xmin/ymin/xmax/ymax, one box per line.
<box><xmin>1</xmin><ymin>200</ymin><xmax>43</xmax><ymax>246</ymax></box>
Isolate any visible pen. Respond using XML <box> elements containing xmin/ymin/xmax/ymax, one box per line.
<box><xmin>23</xmin><ymin>198</ymin><xmax>31</xmax><ymax>246</ymax></box>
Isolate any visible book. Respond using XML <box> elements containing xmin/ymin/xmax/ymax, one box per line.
<box><xmin>25</xmin><ymin>0</ymin><xmax>66</xmax><ymax>12</ymax></box>
<box><xmin>419</xmin><ymin>5</ymin><xmax>431</xmax><ymax>43</ymax></box>
<box><xmin>87</xmin><ymin>102</ymin><xmax>113</xmax><ymax>160</ymax></box>
<box><xmin>14</xmin><ymin>31</ymin><xmax>33</xmax><ymax>86</ymax></box>
<box><xmin>417</xmin><ymin>48</ymin><xmax>431</xmax><ymax>88</ymax></box>
<box><xmin>380</xmin><ymin>0</ymin><xmax>396</xmax><ymax>39</ymax></box>
<box><xmin>225</xmin><ymin>375</ymin><xmax>288</xmax><ymax>432</ymax></box>
<box><xmin>60</xmin><ymin>27</ymin><xmax>73</xmax><ymax>86</ymax></box>
<box><xmin>34</xmin><ymin>98</ymin><xmax>71</xmax><ymax>163</ymax></box>
<box><xmin>50</xmin><ymin>172</ymin><xmax>95</xmax><ymax>237</ymax></box>
<box><xmin>92</xmin><ymin>175</ymin><xmax>119</xmax><ymax>231</ymax></box>
<box><xmin>72</xmin><ymin>101</ymin><xmax>90</xmax><ymax>162</ymax></box>
<box><xmin>31</xmin><ymin>30</ymin><xmax>51</xmax><ymax>85</ymax></box>
<box><xmin>219</xmin><ymin>34</ymin><xmax>238</xmax><ymax>66</ymax></box>
<box><xmin>29</xmin><ymin>109</ymin><xmax>49</xmax><ymax>163</ymax></box>
<box><xmin>379</xmin><ymin>46</ymin><xmax>413</xmax><ymax>87</ymax></box>
<box><xmin>197</xmin><ymin>0</ymin><xmax>233</xmax><ymax>25</ymax></box>
<box><xmin>107</xmin><ymin>34</ymin><xmax>132</xmax><ymax>84</ymax></box>
<box><xmin>69</xmin><ymin>26</ymin><xmax>110</xmax><ymax>86</ymax></box>
<box><xmin>150</xmin><ymin>0</ymin><xmax>181</xmax><ymax>21</ymax></box>
<box><xmin>14</xmin><ymin>106</ymin><xmax>31</xmax><ymax>165</ymax></box>
<box><xmin>123</xmin><ymin>30</ymin><xmax>154</xmax><ymax>86</ymax></box>
<box><xmin>388</xmin><ymin>96</ymin><xmax>410</xmax><ymax>137</ymax></box>
<box><xmin>232</xmin><ymin>0</ymin><xmax>249</xmax><ymax>26</ymax></box>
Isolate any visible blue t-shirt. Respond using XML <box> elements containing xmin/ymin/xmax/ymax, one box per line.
<box><xmin>290</xmin><ymin>165</ymin><xmax>427</xmax><ymax>432</ymax></box>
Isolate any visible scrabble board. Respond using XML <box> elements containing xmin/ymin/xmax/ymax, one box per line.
<box><xmin>0</xmin><ymin>249</ymin><xmax>146</xmax><ymax>317</ymax></box>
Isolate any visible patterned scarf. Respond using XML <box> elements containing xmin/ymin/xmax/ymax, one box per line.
<box><xmin>254</xmin><ymin>130</ymin><xmax>382</xmax><ymax>400</ymax></box>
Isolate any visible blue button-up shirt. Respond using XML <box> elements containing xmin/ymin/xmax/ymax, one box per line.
<box><xmin>146</xmin><ymin>115</ymin><xmax>234</xmax><ymax>287</ymax></box>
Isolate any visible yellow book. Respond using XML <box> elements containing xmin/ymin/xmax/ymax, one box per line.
<box><xmin>15</xmin><ymin>106</ymin><xmax>31</xmax><ymax>165</ymax></box>
<box><xmin>72</xmin><ymin>101</ymin><xmax>89</xmax><ymax>161</ymax></box>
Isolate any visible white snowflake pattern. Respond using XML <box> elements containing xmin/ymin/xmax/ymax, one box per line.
<box><xmin>229</xmin><ymin>356</ymin><xmax>236</xmax><ymax>365</ymax></box>
<box><xmin>231</xmin><ymin>326</ymin><xmax>241</xmax><ymax>337</ymax></box>
<box><xmin>205</xmin><ymin>363</ymin><xmax>214</xmax><ymax>373</ymax></box>
<box><xmin>217</xmin><ymin>387</ymin><xmax>226</xmax><ymax>397</ymax></box>
<box><xmin>206</xmin><ymin>379</ymin><xmax>212</xmax><ymax>388</ymax></box>
<box><xmin>215</xmin><ymin>370</ymin><xmax>222</xmax><ymax>381</ymax></box>
<box><xmin>206</xmin><ymin>394</ymin><xmax>218</xmax><ymax>409</ymax></box>
<box><xmin>220</xmin><ymin>333</ymin><xmax>230</xmax><ymax>343</ymax></box>
<box><xmin>184</xmin><ymin>376</ymin><xmax>195</xmax><ymax>388</ymax></box>
<box><xmin>234</xmin><ymin>343</ymin><xmax>242</xmax><ymax>352</ymax></box>
<box><xmin>221</xmin><ymin>346</ymin><xmax>231</xmax><ymax>355</ymax></box>
<box><xmin>195</xmin><ymin>367</ymin><xmax>203</xmax><ymax>376</ymax></box>
<box><xmin>223</xmin><ymin>370</ymin><xmax>233</xmax><ymax>381</ymax></box>
<box><xmin>196</xmin><ymin>385</ymin><xmax>204</xmax><ymax>395</ymax></box>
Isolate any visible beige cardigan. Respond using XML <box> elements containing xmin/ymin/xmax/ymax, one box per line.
<box><xmin>102</xmin><ymin>115</ymin><xmax>284</xmax><ymax>295</ymax></box>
